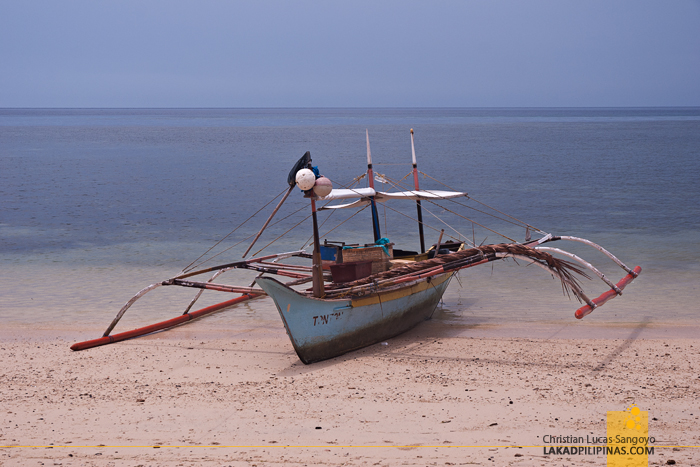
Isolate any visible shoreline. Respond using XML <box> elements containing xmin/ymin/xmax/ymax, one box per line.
<box><xmin>2</xmin><ymin>317</ymin><xmax>700</xmax><ymax>344</ymax></box>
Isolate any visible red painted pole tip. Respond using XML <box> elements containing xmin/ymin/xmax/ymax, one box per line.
<box><xmin>575</xmin><ymin>266</ymin><xmax>641</xmax><ymax>319</ymax></box>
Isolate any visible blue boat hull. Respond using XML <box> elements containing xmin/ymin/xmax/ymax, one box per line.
<box><xmin>256</xmin><ymin>273</ymin><xmax>453</xmax><ymax>363</ymax></box>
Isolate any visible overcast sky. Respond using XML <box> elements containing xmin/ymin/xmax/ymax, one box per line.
<box><xmin>1</xmin><ymin>0</ymin><xmax>698</xmax><ymax>108</ymax></box>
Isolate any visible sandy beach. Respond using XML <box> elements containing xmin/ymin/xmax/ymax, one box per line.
<box><xmin>3</xmin><ymin>106</ymin><xmax>699</xmax><ymax>465</ymax></box>
<box><xmin>2</xmin><ymin>318</ymin><xmax>699</xmax><ymax>466</ymax></box>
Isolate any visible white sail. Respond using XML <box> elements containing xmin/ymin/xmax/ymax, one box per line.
<box><xmin>317</xmin><ymin>189</ymin><xmax>467</xmax><ymax>210</ymax></box>
<box><xmin>317</xmin><ymin>199</ymin><xmax>371</xmax><ymax>210</ymax></box>
<box><xmin>316</xmin><ymin>187</ymin><xmax>376</xmax><ymax>201</ymax></box>
<box><xmin>375</xmin><ymin>190</ymin><xmax>467</xmax><ymax>202</ymax></box>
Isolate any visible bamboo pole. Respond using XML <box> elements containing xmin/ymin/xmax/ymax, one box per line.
<box><xmin>256</xmin><ymin>261</ymin><xmax>313</xmax><ymax>271</ymax></box>
<box><xmin>182</xmin><ymin>268</ymin><xmax>229</xmax><ymax>315</ymax></box>
<box><xmin>173</xmin><ymin>250</ymin><xmax>305</xmax><ymax>280</ymax></box>
<box><xmin>72</xmin><ymin>294</ymin><xmax>256</xmax><ymax>351</ymax></box>
<box><xmin>575</xmin><ymin>266</ymin><xmax>642</xmax><ymax>319</ymax></box>
<box><xmin>103</xmin><ymin>283</ymin><xmax>162</xmax><ymax>337</ymax></box>
<box><xmin>164</xmin><ymin>279</ymin><xmax>267</xmax><ymax>294</ymax></box>
<box><xmin>435</xmin><ymin>229</ymin><xmax>445</xmax><ymax>253</ymax></box>
<box><xmin>410</xmin><ymin>129</ymin><xmax>426</xmax><ymax>253</ymax></box>
<box><xmin>242</xmin><ymin>185</ymin><xmax>295</xmax><ymax>258</ymax></box>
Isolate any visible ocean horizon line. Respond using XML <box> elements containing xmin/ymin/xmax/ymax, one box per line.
<box><xmin>2</xmin><ymin>105</ymin><xmax>700</xmax><ymax>111</ymax></box>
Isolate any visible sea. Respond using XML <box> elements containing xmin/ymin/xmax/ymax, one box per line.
<box><xmin>1</xmin><ymin>108</ymin><xmax>699</xmax><ymax>339</ymax></box>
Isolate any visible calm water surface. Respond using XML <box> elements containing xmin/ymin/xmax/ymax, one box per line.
<box><xmin>1</xmin><ymin>108</ymin><xmax>699</xmax><ymax>332</ymax></box>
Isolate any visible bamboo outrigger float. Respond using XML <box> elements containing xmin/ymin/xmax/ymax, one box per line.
<box><xmin>71</xmin><ymin>130</ymin><xmax>641</xmax><ymax>363</ymax></box>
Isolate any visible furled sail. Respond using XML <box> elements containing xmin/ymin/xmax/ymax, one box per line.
<box><xmin>375</xmin><ymin>190</ymin><xmax>467</xmax><ymax>201</ymax></box>
<box><xmin>316</xmin><ymin>187</ymin><xmax>377</xmax><ymax>201</ymax></box>
<box><xmin>317</xmin><ymin>189</ymin><xmax>467</xmax><ymax>210</ymax></box>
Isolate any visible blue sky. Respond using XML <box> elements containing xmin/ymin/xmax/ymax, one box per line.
<box><xmin>1</xmin><ymin>0</ymin><xmax>698</xmax><ymax>107</ymax></box>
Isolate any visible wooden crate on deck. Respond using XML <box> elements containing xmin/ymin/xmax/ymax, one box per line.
<box><xmin>342</xmin><ymin>244</ymin><xmax>393</xmax><ymax>275</ymax></box>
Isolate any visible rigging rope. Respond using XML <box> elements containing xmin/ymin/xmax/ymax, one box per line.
<box><xmin>251</xmin><ymin>209</ymin><xmax>313</xmax><ymax>258</ymax></box>
<box><xmin>181</xmin><ymin>186</ymin><xmax>289</xmax><ymax>273</ymax></box>
<box><xmin>184</xmin><ymin>162</ymin><xmax>547</xmax><ymax>272</ymax></box>
<box><xmin>318</xmin><ymin>204</ymin><xmax>370</xmax><ymax>242</ymax></box>
<box><xmin>417</xmin><ymin>170</ymin><xmax>546</xmax><ymax>234</ymax></box>
<box><xmin>299</xmin><ymin>176</ymin><xmax>365</xmax><ymax>250</ymax></box>
<box><xmin>186</xmin><ymin>200</ymin><xmax>309</xmax><ymax>271</ymax></box>
<box><xmin>252</xmin><ymin>174</ymin><xmax>371</xmax><ymax>257</ymax></box>
<box><xmin>378</xmin><ymin>202</ymin><xmax>463</xmax><ymax>243</ymax></box>
<box><xmin>379</xmin><ymin>173</ymin><xmax>519</xmax><ymax>243</ymax></box>
<box><xmin>380</xmin><ymin>172</ymin><xmax>524</xmax><ymax>246</ymax></box>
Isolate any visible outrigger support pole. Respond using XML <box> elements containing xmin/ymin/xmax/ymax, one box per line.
<box><xmin>529</xmin><ymin>233</ymin><xmax>642</xmax><ymax>318</ymax></box>
<box><xmin>182</xmin><ymin>268</ymin><xmax>229</xmax><ymax>315</ymax></box>
<box><xmin>574</xmin><ymin>266</ymin><xmax>642</xmax><ymax>319</ymax></box>
<box><xmin>552</xmin><ymin>235</ymin><xmax>639</xmax><ymax>276</ymax></box>
<box><xmin>73</xmin><ymin>294</ymin><xmax>257</xmax><ymax>351</ymax></box>
<box><xmin>100</xmin><ymin>249</ymin><xmax>305</xmax><ymax>337</ymax></box>
<box><xmin>102</xmin><ymin>282</ymin><xmax>162</xmax><ymax>337</ymax></box>
<box><xmin>532</xmin><ymin>235</ymin><xmax>642</xmax><ymax>319</ymax></box>
<box><xmin>410</xmin><ymin>129</ymin><xmax>426</xmax><ymax>253</ymax></box>
<box><xmin>174</xmin><ymin>250</ymin><xmax>305</xmax><ymax>280</ymax></box>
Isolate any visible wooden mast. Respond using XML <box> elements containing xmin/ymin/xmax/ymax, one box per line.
<box><xmin>298</xmin><ymin>156</ymin><xmax>324</xmax><ymax>298</ymax></box>
<box><xmin>411</xmin><ymin>129</ymin><xmax>426</xmax><ymax>253</ymax></box>
<box><xmin>366</xmin><ymin>129</ymin><xmax>381</xmax><ymax>242</ymax></box>
<box><xmin>310</xmin><ymin>195</ymin><xmax>325</xmax><ymax>298</ymax></box>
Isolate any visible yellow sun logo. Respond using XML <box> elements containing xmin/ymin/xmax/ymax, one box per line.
<box><xmin>624</xmin><ymin>405</ymin><xmax>644</xmax><ymax>431</ymax></box>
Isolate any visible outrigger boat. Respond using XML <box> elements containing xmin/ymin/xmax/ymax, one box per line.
<box><xmin>71</xmin><ymin>130</ymin><xmax>641</xmax><ymax>363</ymax></box>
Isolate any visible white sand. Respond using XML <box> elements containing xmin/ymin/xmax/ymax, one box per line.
<box><xmin>1</xmin><ymin>319</ymin><xmax>699</xmax><ymax>466</ymax></box>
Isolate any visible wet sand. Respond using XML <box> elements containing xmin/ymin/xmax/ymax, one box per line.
<box><xmin>1</xmin><ymin>318</ymin><xmax>699</xmax><ymax>466</ymax></box>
